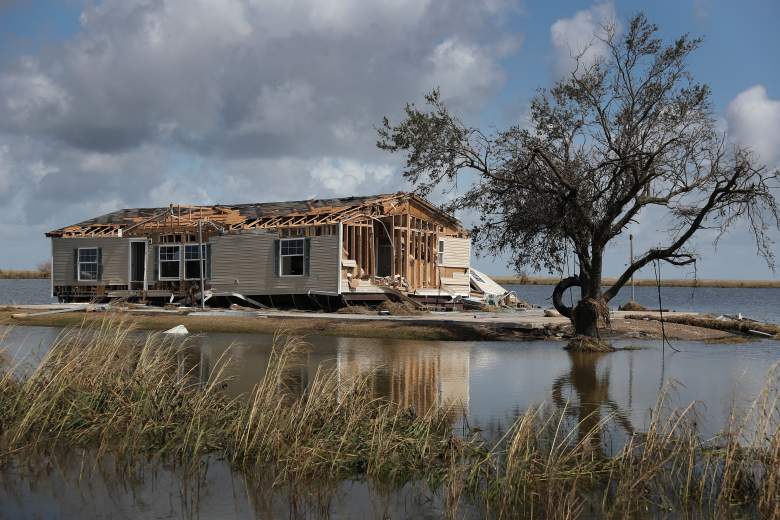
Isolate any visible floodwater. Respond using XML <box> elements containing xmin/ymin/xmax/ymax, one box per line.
<box><xmin>2</xmin><ymin>325</ymin><xmax>780</xmax><ymax>518</ymax></box>
<box><xmin>0</xmin><ymin>279</ymin><xmax>56</xmax><ymax>305</ymax></box>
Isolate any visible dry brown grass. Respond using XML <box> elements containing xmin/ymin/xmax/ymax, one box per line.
<box><xmin>1</xmin><ymin>319</ymin><xmax>780</xmax><ymax>518</ymax></box>
<box><xmin>0</xmin><ymin>269</ymin><xmax>49</xmax><ymax>279</ymax></box>
<box><xmin>0</xmin><ymin>318</ymin><xmax>459</xmax><ymax>485</ymax></box>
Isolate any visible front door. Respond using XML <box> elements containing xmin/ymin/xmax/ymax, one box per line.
<box><xmin>130</xmin><ymin>241</ymin><xmax>147</xmax><ymax>290</ymax></box>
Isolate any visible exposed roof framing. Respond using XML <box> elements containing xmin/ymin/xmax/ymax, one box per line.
<box><xmin>46</xmin><ymin>192</ymin><xmax>463</xmax><ymax>238</ymax></box>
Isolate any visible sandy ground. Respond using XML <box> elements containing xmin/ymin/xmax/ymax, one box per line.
<box><xmin>0</xmin><ymin>305</ymin><xmax>759</xmax><ymax>343</ymax></box>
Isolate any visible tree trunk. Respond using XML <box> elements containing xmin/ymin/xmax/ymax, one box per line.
<box><xmin>551</xmin><ymin>249</ymin><xmax>608</xmax><ymax>339</ymax></box>
<box><xmin>552</xmin><ymin>278</ymin><xmax>603</xmax><ymax>338</ymax></box>
<box><xmin>572</xmin><ymin>298</ymin><xmax>601</xmax><ymax>337</ymax></box>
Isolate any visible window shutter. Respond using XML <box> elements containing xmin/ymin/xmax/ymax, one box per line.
<box><xmin>97</xmin><ymin>248</ymin><xmax>103</xmax><ymax>281</ymax></box>
<box><xmin>73</xmin><ymin>249</ymin><xmax>78</xmax><ymax>281</ymax></box>
<box><xmin>206</xmin><ymin>244</ymin><xmax>212</xmax><ymax>279</ymax></box>
<box><xmin>304</xmin><ymin>238</ymin><xmax>311</xmax><ymax>276</ymax></box>
<box><xmin>154</xmin><ymin>246</ymin><xmax>160</xmax><ymax>281</ymax></box>
<box><xmin>273</xmin><ymin>239</ymin><xmax>280</xmax><ymax>277</ymax></box>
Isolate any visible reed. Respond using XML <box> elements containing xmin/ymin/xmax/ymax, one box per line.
<box><xmin>0</xmin><ymin>318</ymin><xmax>459</xmax><ymax>485</ymax></box>
<box><xmin>1</xmin><ymin>318</ymin><xmax>779</xmax><ymax>518</ymax></box>
<box><xmin>0</xmin><ymin>269</ymin><xmax>50</xmax><ymax>279</ymax></box>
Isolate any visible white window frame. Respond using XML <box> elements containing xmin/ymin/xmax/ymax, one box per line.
<box><xmin>77</xmin><ymin>247</ymin><xmax>99</xmax><ymax>282</ymax></box>
<box><xmin>158</xmin><ymin>245</ymin><xmax>182</xmax><ymax>281</ymax></box>
<box><xmin>279</xmin><ymin>237</ymin><xmax>306</xmax><ymax>277</ymax></box>
<box><xmin>437</xmin><ymin>239</ymin><xmax>445</xmax><ymax>266</ymax></box>
<box><xmin>183</xmin><ymin>244</ymin><xmax>209</xmax><ymax>281</ymax></box>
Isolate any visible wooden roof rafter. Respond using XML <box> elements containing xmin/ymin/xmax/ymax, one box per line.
<box><xmin>61</xmin><ymin>223</ymin><xmax>125</xmax><ymax>238</ymax></box>
<box><xmin>47</xmin><ymin>192</ymin><xmax>467</xmax><ymax>238</ymax></box>
<box><xmin>238</xmin><ymin>206</ymin><xmax>388</xmax><ymax>229</ymax></box>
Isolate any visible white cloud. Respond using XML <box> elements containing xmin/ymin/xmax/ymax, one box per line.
<box><xmin>726</xmin><ymin>85</ymin><xmax>780</xmax><ymax>167</ymax></box>
<box><xmin>311</xmin><ymin>157</ymin><xmax>394</xmax><ymax>193</ymax></box>
<box><xmin>425</xmin><ymin>38</ymin><xmax>505</xmax><ymax>107</ymax></box>
<box><xmin>0</xmin><ymin>58</ymin><xmax>71</xmax><ymax>129</ymax></box>
<box><xmin>550</xmin><ymin>2</ymin><xmax>617</xmax><ymax>77</ymax></box>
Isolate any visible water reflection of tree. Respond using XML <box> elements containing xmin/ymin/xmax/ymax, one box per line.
<box><xmin>551</xmin><ymin>352</ymin><xmax>635</xmax><ymax>447</ymax></box>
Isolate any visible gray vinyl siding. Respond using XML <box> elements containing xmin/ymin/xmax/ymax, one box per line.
<box><xmin>210</xmin><ymin>231</ymin><xmax>340</xmax><ymax>295</ymax></box>
<box><xmin>51</xmin><ymin>237</ymin><xmax>129</xmax><ymax>286</ymax></box>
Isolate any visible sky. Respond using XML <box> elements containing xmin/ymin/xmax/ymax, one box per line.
<box><xmin>0</xmin><ymin>0</ymin><xmax>778</xmax><ymax>280</ymax></box>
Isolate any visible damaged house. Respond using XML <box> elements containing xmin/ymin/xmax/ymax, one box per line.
<box><xmin>46</xmin><ymin>192</ymin><xmax>494</xmax><ymax>309</ymax></box>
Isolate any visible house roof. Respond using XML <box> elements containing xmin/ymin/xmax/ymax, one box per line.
<box><xmin>46</xmin><ymin>192</ymin><xmax>463</xmax><ymax>237</ymax></box>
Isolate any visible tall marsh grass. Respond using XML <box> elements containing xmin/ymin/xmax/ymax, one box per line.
<box><xmin>0</xmin><ymin>269</ymin><xmax>49</xmax><ymax>279</ymax></box>
<box><xmin>1</xmin><ymin>317</ymin><xmax>779</xmax><ymax>518</ymax></box>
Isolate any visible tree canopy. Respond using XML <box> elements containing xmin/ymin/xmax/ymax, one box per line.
<box><xmin>378</xmin><ymin>14</ymin><xmax>779</xmax><ymax>312</ymax></box>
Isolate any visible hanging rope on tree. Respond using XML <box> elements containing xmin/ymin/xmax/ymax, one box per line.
<box><xmin>653</xmin><ymin>259</ymin><xmax>680</xmax><ymax>354</ymax></box>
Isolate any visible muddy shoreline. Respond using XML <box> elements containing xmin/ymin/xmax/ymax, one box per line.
<box><xmin>1</xmin><ymin>306</ymin><xmax>769</xmax><ymax>342</ymax></box>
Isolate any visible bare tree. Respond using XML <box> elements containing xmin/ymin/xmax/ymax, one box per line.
<box><xmin>378</xmin><ymin>14</ymin><xmax>779</xmax><ymax>339</ymax></box>
<box><xmin>37</xmin><ymin>261</ymin><xmax>52</xmax><ymax>276</ymax></box>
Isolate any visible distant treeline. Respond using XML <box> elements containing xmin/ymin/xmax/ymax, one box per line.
<box><xmin>493</xmin><ymin>275</ymin><xmax>780</xmax><ymax>289</ymax></box>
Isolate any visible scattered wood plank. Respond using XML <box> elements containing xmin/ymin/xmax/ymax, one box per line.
<box><xmin>12</xmin><ymin>307</ymin><xmax>88</xmax><ymax>319</ymax></box>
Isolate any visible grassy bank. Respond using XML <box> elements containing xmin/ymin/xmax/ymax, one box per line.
<box><xmin>494</xmin><ymin>275</ymin><xmax>780</xmax><ymax>288</ymax></box>
<box><xmin>0</xmin><ymin>269</ymin><xmax>50</xmax><ymax>279</ymax></box>
<box><xmin>1</xmin><ymin>319</ymin><xmax>779</xmax><ymax>518</ymax></box>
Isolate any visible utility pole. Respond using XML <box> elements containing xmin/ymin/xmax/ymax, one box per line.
<box><xmin>629</xmin><ymin>233</ymin><xmax>635</xmax><ymax>301</ymax></box>
<box><xmin>198</xmin><ymin>220</ymin><xmax>206</xmax><ymax>309</ymax></box>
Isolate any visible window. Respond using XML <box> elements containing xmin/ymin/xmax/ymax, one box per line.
<box><xmin>78</xmin><ymin>248</ymin><xmax>99</xmax><ymax>281</ymax></box>
<box><xmin>159</xmin><ymin>245</ymin><xmax>181</xmax><ymax>280</ymax></box>
<box><xmin>280</xmin><ymin>238</ymin><xmax>305</xmax><ymax>276</ymax></box>
<box><xmin>184</xmin><ymin>244</ymin><xmax>210</xmax><ymax>280</ymax></box>
<box><xmin>437</xmin><ymin>239</ymin><xmax>445</xmax><ymax>265</ymax></box>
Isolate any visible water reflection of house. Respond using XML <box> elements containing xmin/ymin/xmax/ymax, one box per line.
<box><xmin>179</xmin><ymin>337</ymin><xmax>337</xmax><ymax>399</ymax></box>
<box><xmin>178</xmin><ymin>336</ymin><xmax>470</xmax><ymax>422</ymax></box>
<box><xmin>336</xmin><ymin>343</ymin><xmax>470</xmax><ymax>421</ymax></box>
